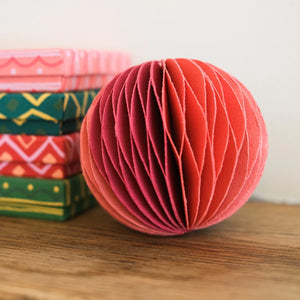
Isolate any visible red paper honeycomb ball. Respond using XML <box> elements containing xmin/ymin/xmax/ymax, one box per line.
<box><xmin>80</xmin><ymin>59</ymin><xmax>268</xmax><ymax>236</ymax></box>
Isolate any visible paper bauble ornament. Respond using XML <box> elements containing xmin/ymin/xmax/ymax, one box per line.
<box><xmin>80</xmin><ymin>59</ymin><xmax>268</xmax><ymax>236</ymax></box>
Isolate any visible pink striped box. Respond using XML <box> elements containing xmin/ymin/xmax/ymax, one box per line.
<box><xmin>0</xmin><ymin>49</ymin><xmax>131</xmax><ymax>92</ymax></box>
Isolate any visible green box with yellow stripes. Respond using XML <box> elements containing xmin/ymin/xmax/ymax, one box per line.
<box><xmin>0</xmin><ymin>89</ymin><xmax>98</xmax><ymax>135</ymax></box>
<box><xmin>0</xmin><ymin>174</ymin><xmax>97</xmax><ymax>220</ymax></box>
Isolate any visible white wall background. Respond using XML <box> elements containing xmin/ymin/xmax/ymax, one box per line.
<box><xmin>0</xmin><ymin>0</ymin><xmax>299</xmax><ymax>203</ymax></box>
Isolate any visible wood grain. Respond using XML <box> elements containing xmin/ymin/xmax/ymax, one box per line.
<box><xmin>0</xmin><ymin>202</ymin><xmax>299</xmax><ymax>300</ymax></box>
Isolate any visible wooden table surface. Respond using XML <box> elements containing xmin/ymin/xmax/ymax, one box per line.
<box><xmin>0</xmin><ymin>202</ymin><xmax>299</xmax><ymax>300</ymax></box>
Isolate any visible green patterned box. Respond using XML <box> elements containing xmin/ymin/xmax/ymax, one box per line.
<box><xmin>0</xmin><ymin>90</ymin><xmax>97</xmax><ymax>135</ymax></box>
<box><xmin>0</xmin><ymin>118</ymin><xmax>82</xmax><ymax>135</ymax></box>
<box><xmin>0</xmin><ymin>174</ymin><xmax>97</xmax><ymax>220</ymax></box>
<box><xmin>0</xmin><ymin>195</ymin><xmax>97</xmax><ymax>221</ymax></box>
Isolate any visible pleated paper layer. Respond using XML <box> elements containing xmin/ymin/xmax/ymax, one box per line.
<box><xmin>81</xmin><ymin>59</ymin><xmax>268</xmax><ymax>235</ymax></box>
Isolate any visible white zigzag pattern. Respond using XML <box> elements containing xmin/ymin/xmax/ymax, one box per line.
<box><xmin>26</xmin><ymin>162</ymin><xmax>52</xmax><ymax>174</ymax></box>
<box><xmin>0</xmin><ymin>134</ymin><xmax>77</xmax><ymax>163</ymax></box>
<box><xmin>0</xmin><ymin>161</ymin><xmax>8</xmax><ymax>170</ymax></box>
<box><xmin>0</xmin><ymin>161</ymin><xmax>51</xmax><ymax>175</ymax></box>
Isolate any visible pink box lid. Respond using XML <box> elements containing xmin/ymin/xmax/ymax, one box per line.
<box><xmin>0</xmin><ymin>48</ymin><xmax>131</xmax><ymax>77</ymax></box>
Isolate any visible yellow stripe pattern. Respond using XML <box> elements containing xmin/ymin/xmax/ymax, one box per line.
<box><xmin>0</xmin><ymin>203</ymin><xmax>64</xmax><ymax>216</ymax></box>
<box><xmin>0</xmin><ymin>197</ymin><xmax>64</xmax><ymax>207</ymax></box>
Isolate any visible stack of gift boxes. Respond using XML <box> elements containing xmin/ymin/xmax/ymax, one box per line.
<box><xmin>0</xmin><ymin>49</ymin><xmax>130</xmax><ymax>220</ymax></box>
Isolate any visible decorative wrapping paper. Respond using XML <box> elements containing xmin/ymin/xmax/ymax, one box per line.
<box><xmin>0</xmin><ymin>173</ymin><xmax>96</xmax><ymax>220</ymax></box>
<box><xmin>0</xmin><ymin>118</ymin><xmax>81</xmax><ymax>135</ymax></box>
<box><xmin>0</xmin><ymin>194</ymin><xmax>96</xmax><ymax>221</ymax></box>
<box><xmin>0</xmin><ymin>90</ymin><xmax>96</xmax><ymax>120</ymax></box>
<box><xmin>0</xmin><ymin>49</ymin><xmax>131</xmax><ymax>92</ymax></box>
<box><xmin>0</xmin><ymin>133</ymin><xmax>80</xmax><ymax>164</ymax></box>
<box><xmin>0</xmin><ymin>160</ymin><xmax>81</xmax><ymax>179</ymax></box>
<box><xmin>0</xmin><ymin>90</ymin><xmax>96</xmax><ymax>135</ymax></box>
<box><xmin>0</xmin><ymin>173</ymin><xmax>89</xmax><ymax>207</ymax></box>
<box><xmin>81</xmin><ymin>58</ymin><xmax>268</xmax><ymax>236</ymax></box>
